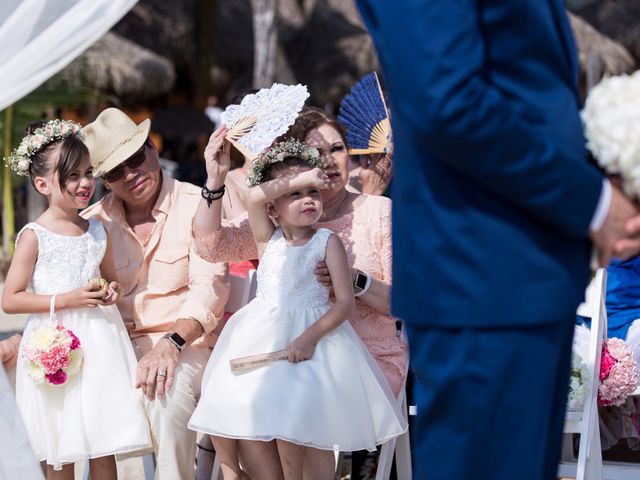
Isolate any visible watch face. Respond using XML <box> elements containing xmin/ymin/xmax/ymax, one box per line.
<box><xmin>355</xmin><ymin>273</ymin><xmax>368</xmax><ymax>290</ymax></box>
<box><xmin>170</xmin><ymin>333</ymin><xmax>186</xmax><ymax>347</ymax></box>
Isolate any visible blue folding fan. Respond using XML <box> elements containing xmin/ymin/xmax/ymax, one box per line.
<box><xmin>337</xmin><ymin>72</ymin><xmax>391</xmax><ymax>155</ymax></box>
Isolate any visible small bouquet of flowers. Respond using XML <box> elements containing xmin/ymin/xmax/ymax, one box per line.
<box><xmin>582</xmin><ymin>70</ymin><xmax>640</xmax><ymax>197</ymax></box>
<box><xmin>22</xmin><ymin>323</ymin><xmax>83</xmax><ymax>386</ymax></box>
<box><xmin>598</xmin><ymin>338</ymin><xmax>639</xmax><ymax>407</ymax></box>
<box><xmin>568</xmin><ymin>352</ymin><xmax>590</xmax><ymax>411</ymax></box>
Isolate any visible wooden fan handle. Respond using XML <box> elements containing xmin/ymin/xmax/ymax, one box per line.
<box><xmin>349</xmin><ymin>147</ymin><xmax>387</xmax><ymax>155</ymax></box>
<box><xmin>226</xmin><ymin>136</ymin><xmax>257</xmax><ymax>161</ymax></box>
<box><xmin>230</xmin><ymin>349</ymin><xmax>290</xmax><ymax>372</ymax></box>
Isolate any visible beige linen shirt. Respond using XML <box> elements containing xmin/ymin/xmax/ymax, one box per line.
<box><xmin>82</xmin><ymin>174</ymin><xmax>229</xmax><ymax>350</ymax></box>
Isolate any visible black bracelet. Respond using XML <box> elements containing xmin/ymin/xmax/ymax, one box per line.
<box><xmin>201</xmin><ymin>184</ymin><xmax>225</xmax><ymax>208</ymax></box>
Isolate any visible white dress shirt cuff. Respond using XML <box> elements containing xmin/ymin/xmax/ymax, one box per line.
<box><xmin>589</xmin><ymin>178</ymin><xmax>612</xmax><ymax>233</ymax></box>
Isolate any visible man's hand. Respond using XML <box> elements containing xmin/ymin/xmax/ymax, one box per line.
<box><xmin>135</xmin><ymin>339</ymin><xmax>180</xmax><ymax>401</ymax></box>
<box><xmin>0</xmin><ymin>334</ymin><xmax>21</xmax><ymax>371</ymax></box>
<box><xmin>591</xmin><ymin>185</ymin><xmax>640</xmax><ymax>266</ymax></box>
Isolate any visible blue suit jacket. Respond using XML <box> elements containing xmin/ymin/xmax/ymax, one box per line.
<box><xmin>356</xmin><ymin>0</ymin><xmax>604</xmax><ymax>328</ymax></box>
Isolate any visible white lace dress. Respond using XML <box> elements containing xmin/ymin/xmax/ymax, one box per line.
<box><xmin>189</xmin><ymin>228</ymin><xmax>406</xmax><ymax>451</ymax></box>
<box><xmin>15</xmin><ymin>220</ymin><xmax>151</xmax><ymax>470</ymax></box>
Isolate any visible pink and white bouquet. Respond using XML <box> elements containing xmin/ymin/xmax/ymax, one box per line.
<box><xmin>22</xmin><ymin>324</ymin><xmax>83</xmax><ymax>386</ymax></box>
<box><xmin>598</xmin><ymin>338</ymin><xmax>639</xmax><ymax>407</ymax></box>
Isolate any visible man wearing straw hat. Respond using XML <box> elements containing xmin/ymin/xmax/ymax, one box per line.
<box><xmin>81</xmin><ymin>108</ymin><xmax>229</xmax><ymax>478</ymax></box>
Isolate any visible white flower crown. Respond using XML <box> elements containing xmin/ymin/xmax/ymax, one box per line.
<box><xmin>4</xmin><ymin>120</ymin><xmax>84</xmax><ymax>176</ymax></box>
<box><xmin>246</xmin><ymin>139</ymin><xmax>325</xmax><ymax>187</ymax></box>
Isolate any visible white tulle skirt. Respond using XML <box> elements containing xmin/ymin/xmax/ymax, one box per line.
<box><xmin>16</xmin><ymin>305</ymin><xmax>151</xmax><ymax>470</ymax></box>
<box><xmin>189</xmin><ymin>297</ymin><xmax>407</xmax><ymax>451</ymax></box>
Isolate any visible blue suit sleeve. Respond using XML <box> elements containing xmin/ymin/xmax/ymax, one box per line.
<box><xmin>357</xmin><ymin>0</ymin><xmax>603</xmax><ymax>238</ymax></box>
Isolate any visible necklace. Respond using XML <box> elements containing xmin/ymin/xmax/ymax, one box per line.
<box><xmin>320</xmin><ymin>191</ymin><xmax>352</xmax><ymax>222</ymax></box>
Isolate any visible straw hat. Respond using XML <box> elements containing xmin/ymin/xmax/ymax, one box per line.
<box><xmin>84</xmin><ymin>108</ymin><xmax>151</xmax><ymax>177</ymax></box>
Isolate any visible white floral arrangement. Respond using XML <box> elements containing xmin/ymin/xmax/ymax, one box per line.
<box><xmin>567</xmin><ymin>351</ymin><xmax>590</xmax><ymax>411</ymax></box>
<box><xmin>4</xmin><ymin>119</ymin><xmax>83</xmax><ymax>176</ymax></box>
<box><xmin>245</xmin><ymin>138</ymin><xmax>325</xmax><ymax>187</ymax></box>
<box><xmin>582</xmin><ymin>70</ymin><xmax>640</xmax><ymax>197</ymax></box>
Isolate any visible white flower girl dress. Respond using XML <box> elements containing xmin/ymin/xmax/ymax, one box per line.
<box><xmin>15</xmin><ymin>219</ymin><xmax>151</xmax><ymax>470</ymax></box>
<box><xmin>189</xmin><ymin>228</ymin><xmax>406</xmax><ymax>451</ymax></box>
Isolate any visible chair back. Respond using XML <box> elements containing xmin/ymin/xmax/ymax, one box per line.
<box><xmin>559</xmin><ymin>268</ymin><xmax>606</xmax><ymax>480</ymax></box>
<box><xmin>225</xmin><ymin>269</ymin><xmax>257</xmax><ymax>314</ymax></box>
<box><xmin>579</xmin><ymin>269</ymin><xmax>606</xmax><ymax>478</ymax></box>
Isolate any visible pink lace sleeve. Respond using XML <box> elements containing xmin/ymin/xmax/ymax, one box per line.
<box><xmin>194</xmin><ymin>214</ymin><xmax>259</xmax><ymax>263</ymax></box>
<box><xmin>377</xmin><ymin>199</ymin><xmax>392</xmax><ymax>285</ymax></box>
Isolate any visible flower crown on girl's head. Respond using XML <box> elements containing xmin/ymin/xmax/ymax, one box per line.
<box><xmin>246</xmin><ymin>138</ymin><xmax>326</xmax><ymax>187</ymax></box>
<box><xmin>4</xmin><ymin>120</ymin><xmax>84</xmax><ymax>176</ymax></box>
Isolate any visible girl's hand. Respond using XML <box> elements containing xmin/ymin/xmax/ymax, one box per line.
<box><xmin>288</xmin><ymin>333</ymin><xmax>317</xmax><ymax>363</ymax></box>
<box><xmin>204</xmin><ymin>126</ymin><xmax>231</xmax><ymax>187</ymax></box>
<box><xmin>300</xmin><ymin>168</ymin><xmax>330</xmax><ymax>189</ymax></box>
<box><xmin>59</xmin><ymin>284</ymin><xmax>107</xmax><ymax>309</ymax></box>
<box><xmin>103</xmin><ymin>281</ymin><xmax>121</xmax><ymax>305</ymax></box>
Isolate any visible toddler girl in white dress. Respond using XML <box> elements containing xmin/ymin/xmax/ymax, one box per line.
<box><xmin>189</xmin><ymin>138</ymin><xmax>406</xmax><ymax>479</ymax></box>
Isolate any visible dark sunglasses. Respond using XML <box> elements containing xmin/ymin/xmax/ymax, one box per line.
<box><xmin>102</xmin><ymin>142</ymin><xmax>148</xmax><ymax>183</ymax></box>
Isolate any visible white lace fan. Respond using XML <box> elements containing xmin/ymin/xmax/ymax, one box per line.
<box><xmin>221</xmin><ymin>84</ymin><xmax>310</xmax><ymax>160</ymax></box>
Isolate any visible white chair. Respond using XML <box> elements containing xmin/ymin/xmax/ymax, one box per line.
<box><xmin>375</xmin><ymin>324</ymin><xmax>413</xmax><ymax>480</ymax></box>
<box><xmin>224</xmin><ymin>269</ymin><xmax>257</xmax><ymax>315</ymax></box>
<box><xmin>559</xmin><ymin>269</ymin><xmax>640</xmax><ymax>480</ymax></box>
<box><xmin>558</xmin><ymin>268</ymin><xmax>606</xmax><ymax>480</ymax></box>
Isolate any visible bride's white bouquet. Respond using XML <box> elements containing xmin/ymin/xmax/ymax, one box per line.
<box><xmin>582</xmin><ymin>70</ymin><xmax>640</xmax><ymax>197</ymax></box>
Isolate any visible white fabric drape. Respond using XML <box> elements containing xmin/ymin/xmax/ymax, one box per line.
<box><xmin>0</xmin><ymin>0</ymin><xmax>139</xmax><ymax>111</ymax></box>
<box><xmin>0</xmin><ymin>365</ymin><xmax>44</xmax><ymax>479</ymax></box>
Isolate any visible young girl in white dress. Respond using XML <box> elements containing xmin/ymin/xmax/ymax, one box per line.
<box><xmin>189</xmin><ymin>138</ymin><xmax>406</xmax><ymax>480</ymax></box>
<box><xmin>1</xmin><ymin>120</ymin><xmax>151</xmax><ymax>479</ymax></box>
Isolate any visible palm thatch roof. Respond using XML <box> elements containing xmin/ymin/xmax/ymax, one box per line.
<box><xmin>105</xmin><ymin>0</ymin><xmax>634</xmax><ymax>106</ymax></box>
<box><xmin>568</xmin><ymin>12</ymin><xmax>636</xmax><ymax>81</ymax></box>
<box><xmin>57</xmin><ymin>32</ymin><xmax>175</xmax><ymax>99</ymax></box>
<box><xmin>570</xmin><ymin>0</ymin><xmax>640</xmax><ymax>63</ymax></box>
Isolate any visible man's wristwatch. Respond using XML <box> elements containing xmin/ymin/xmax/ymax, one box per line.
<box><xmin>353</xmin><ymin>269</ymin><xmax>372</xmax><ymax>297</ymax></box>
<box><xmin>162</xmin><ymin>332</ymin><xmax>186</xmax><ymax>352</ymax></box>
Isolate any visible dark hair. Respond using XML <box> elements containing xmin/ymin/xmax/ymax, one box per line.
<box><xmin>284</xmin><ymin>106</ymin><xmax>348</xmax><ymax>146</ymax></box>
<box><xmin>25</xmin><ymin>121</ymin><xmax>89</xmax><ymax>191</ymax></box>
<box><xmin>262</xmin><ymin>157</ymin><xmax>312</xmax><ymax>183</ymax></box>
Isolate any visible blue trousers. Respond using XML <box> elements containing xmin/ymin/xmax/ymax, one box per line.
<box><xmin>406</xmin><ymin>320</ymin><xmax>574</xmax><ymax>480</ymax></box>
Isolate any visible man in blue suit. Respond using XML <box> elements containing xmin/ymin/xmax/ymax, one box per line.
<box><xmin>355</xmin><ymin>1</ymin><xmax>640</xmax><ymax>478</ymax></box>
